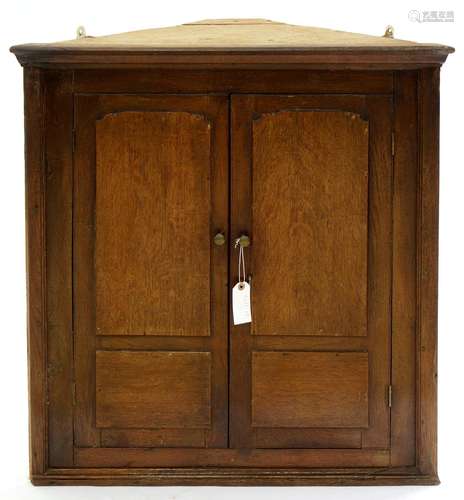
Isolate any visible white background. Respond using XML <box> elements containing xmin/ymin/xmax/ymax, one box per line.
<box><xmin>1</xmin><ymin>1</ymin><xmax>462</xmax><ymax>498</ymax></box>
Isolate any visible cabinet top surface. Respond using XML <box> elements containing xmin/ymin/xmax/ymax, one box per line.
<box><xmin>11</xmin><ymin>19</ymin><xmax>454</xmax><ymax>68</ymax></box>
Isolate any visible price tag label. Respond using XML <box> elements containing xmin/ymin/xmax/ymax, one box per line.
<box><xmin>232</xmin><ymin>281</ymin><xmax>252</xmax><ymax>325</ymax></box>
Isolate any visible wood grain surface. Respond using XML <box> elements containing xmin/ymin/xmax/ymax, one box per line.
<box><xmin>41</xmin><ymin>19</ymin><xmax>447</xmax><ymax>50</ymax></box>
<box><xmin>251</xmin><ymin>352</ymin><xmax>369</xmax><ymax>428</ymax></box>
<box><xmin>96</xmin><ymin>351</ymin><xmax>211</xmax><ymax>428</ymax></box>
<box><xmin>251</xmin><ymin>110</ymin><xmax>368</xmax><ymax>337</ymax></box>
<box><xmin>95</xmin><ymin>110</ymin><xmax>211</xmax><ymax>336</ymax></box>
<box><xmin>44</xmin><ymin>71</ymin><xmax>74</xmax><ymax>467</ymax></box>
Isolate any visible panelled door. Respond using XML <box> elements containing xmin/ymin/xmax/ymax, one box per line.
<box><xmin>73</xmin><ymin>92</ymin><xmax>393</xmax><ymax>467</ymax></box>
<box><xmin>73</xmin><ymin>94</ymin><xmax>229</xmax><ymax>454</ymax></box>
<box><xmin>230</xmin><ymin>95</ymin><xmax>393</xmax><ymax>457</ymax></box>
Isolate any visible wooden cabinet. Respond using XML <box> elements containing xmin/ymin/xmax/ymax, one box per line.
<box><xmin>11</xmin><ymin>19</ymin><xmax>453</xmax><ymax>486</ymax></box>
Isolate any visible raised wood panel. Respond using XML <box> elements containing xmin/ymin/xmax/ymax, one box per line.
<box><xmin>251</xmin><ymin>351</ymin><xmax>369</xmax><ymax>428</ymax></box>
<box><xmin>95</xmin><ymin>111</ymin><xmax>211</xmax><ymax>336</ymax></box>
<box><xmin>251</xmin><ymin>110</ymin><xmax>368</xmax><ymax>337</ymax></box>
<box><xmin>96</xmin><ymin>351</ymin><xmax>211</xmax><ymax>429</ymax></box>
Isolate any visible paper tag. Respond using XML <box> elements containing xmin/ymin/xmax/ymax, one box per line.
<box><xmin>232</xmin><ymin>281</ymin><xmax>252</xmax><ymax>325</ymax></box>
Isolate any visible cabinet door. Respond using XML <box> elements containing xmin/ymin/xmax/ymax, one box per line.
<box><xmin>230</xmin><ymin>95</ymin><xmax>392</xmax><ymax>459</ymax></box>
<box><xmin>73</xmin><ymin>95</ymin><xmax>229</xmax><ymax>452</ymax></box>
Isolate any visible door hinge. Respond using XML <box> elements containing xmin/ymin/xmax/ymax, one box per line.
<box><xmin>387</xmin><ymin>385</ymin><xmax>393</xmax><ymax>407</ymax></box>
<box><xmin>391</xmin><ymin>132</ymin><xmax>395</xmax><ymax>157</ymax></box>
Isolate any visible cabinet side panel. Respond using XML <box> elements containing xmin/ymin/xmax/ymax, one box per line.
<box><xmin>24</xmin><ymin>67</ymin><xmax>47</xmax><ymax>475</ymax></box>
<box><xmin>391</xmin><ymin>71</ymin><xmax>418</xmax><ymax>466</ymax></box>
<box><xmin>417</xmin><ymin>68</ymin><xmax>440</xmax><ymax>478</ymax></box>
<box><xmin>45</xmin><ymin>70</ymin><xmax>74</xmax><ymax>467</ymax></box>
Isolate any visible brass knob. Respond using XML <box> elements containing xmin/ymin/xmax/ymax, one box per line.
<box><xmin>237</xmin><ymin>234</ymin><xmax>250</xmax><ymax>247</ymax></box>
<box><xmin>213</xmin><ymin>232</ymin><xmax>226</xmax><ymax>246</ymax></box>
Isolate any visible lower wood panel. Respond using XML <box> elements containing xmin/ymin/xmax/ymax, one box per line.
<box><xmin>75</xmin><ymin>448</ymin><xmax>390</xmax><ymax>468</ymax></box>
<box><xmin>252</xmin><ymin>352</ymin><xmax>369</xmax><ymax>428</ymax></box>
<box><xmin>96</xmin><ymin>351</ymin><xmax>211</xmax><ymax>429</ymax></box>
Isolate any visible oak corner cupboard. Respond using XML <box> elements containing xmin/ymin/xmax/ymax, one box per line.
<box><xmin>11</xmin><ymin>18</ymin><xmax>453</xmax><ymax>486</ymax></box>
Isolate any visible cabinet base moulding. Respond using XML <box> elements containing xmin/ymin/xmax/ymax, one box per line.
<box><xmin>32</xmin><ymin>468</ymin><xmax>440</xmax><ymax>486</ymax></box>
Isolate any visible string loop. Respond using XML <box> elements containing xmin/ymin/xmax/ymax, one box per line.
<box><xmin>235</xmin><ymin>238</ymin><xmax>246</xmax><ymax>287</ymax></box>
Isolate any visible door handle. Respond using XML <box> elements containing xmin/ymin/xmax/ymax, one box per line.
<box><xmin>235</xmin><ymin>234</ymin><xmax>250</xmax><ymax>248</ymax></box>
<box><xmin>213</xmin><ymin>232</ymin><xmax>226</xmax><ymax>246</ymax></box>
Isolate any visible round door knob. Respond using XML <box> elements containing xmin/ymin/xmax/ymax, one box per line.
<box><xmin>213</xmin><ymin>232</ymin><xmax>226</xmax><ymax>246</ymax></box>
<box><xmin>237</xmin><ymin>234</ymin><xmax>250</xmax><ymax>247</ymax></box>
